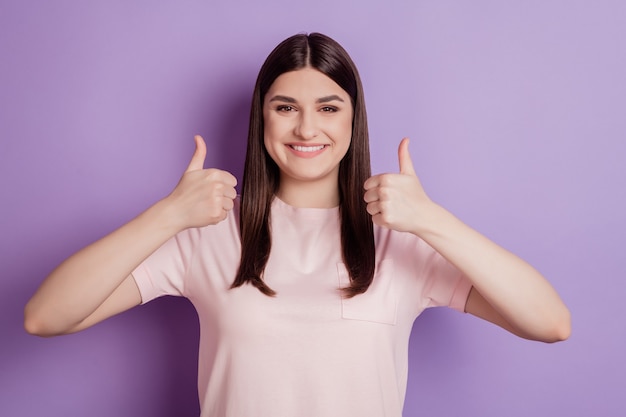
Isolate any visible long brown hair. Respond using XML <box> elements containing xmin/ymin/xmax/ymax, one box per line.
<box><xmin>231</xmin><ymin>32</ymin><xmax>375</xmax><ymax>298</ymax></box>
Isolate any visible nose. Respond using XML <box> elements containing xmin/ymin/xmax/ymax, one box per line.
<box><xmin>294</xmin><ymin>110</ymin><xmax>319</xmax><ymax>140</ymax></box>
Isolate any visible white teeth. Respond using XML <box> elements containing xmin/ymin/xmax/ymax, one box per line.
<box><xmin>291</xmin><ymin>145</ymin><xmax>325</xmax><ymax>152</ymax></box>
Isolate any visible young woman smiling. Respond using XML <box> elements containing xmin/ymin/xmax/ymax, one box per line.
<box><xmin>25</xmin><ymin>33</ymin><xmax>570</xmax><ymax>417</ymax></box>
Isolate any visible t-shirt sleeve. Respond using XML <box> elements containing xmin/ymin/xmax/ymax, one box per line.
<box><xmin>378</xmin><ymin>228</ymin><xmax>472</xmax><ymax>314</ymax></box>
<box><xmin>419</xmin><ymin>244</ymin><xmax>472</xmax><ymax>312</ymax></box>
<box><xmin>131</xmin><ymin>229</ymin><xmax>198</xmax><ymax>304</ymax></box>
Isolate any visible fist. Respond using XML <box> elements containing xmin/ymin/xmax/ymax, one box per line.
<box><xmin>167</xmin><ymin>135</ymin><xmax>237</xmax><ymax>229</ymax></box>
<box><xmin>363</xmin><ymin>138</ymin><xmax>431</xmax><ymax>234</ymax></box>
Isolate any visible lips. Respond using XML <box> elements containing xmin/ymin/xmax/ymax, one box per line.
<box><xmin>286</xmin><ymin>144</ymin><xmax>328</xmax><ymax>159</ymax></box>
<box><xmin>289</xmin><ymin>145</ymin><xmax>326</xmax><ymax>152</ymax></box>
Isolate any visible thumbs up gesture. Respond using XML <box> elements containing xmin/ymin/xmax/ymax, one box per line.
<box><xmin>166</xmin><ymin>135</ymin><xmax>238</xmax><ymax>230</ymax></box>
<box><xmin>364</xmin><ymin>138</ymin><xmax>433</xmax><ymax>234</ymax></box>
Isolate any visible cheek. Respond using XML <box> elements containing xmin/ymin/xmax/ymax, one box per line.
<box><xmin>263</xmin><ymin>114</ymin><xmax>288</xmax><ymax>141</ymax></box>
<box><xmin>262</xmin><ymin>119</ymin><xmax>283</xmax><ymax>162</ymax></box>
<box><xmin>334</xmin><ymin>115</ymin><xmax>353</xmax><ymax>144</ymax></box>
<box><xmin>262</xmin><ymin>119</ymin><xmax>276</xmax><ymax>150</ymax></box>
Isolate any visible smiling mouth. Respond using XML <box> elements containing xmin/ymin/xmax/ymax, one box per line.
<box><xmin>289</xmin><ymin>145</ymin><xmax>326</xmax><ymax>152</ymax></box>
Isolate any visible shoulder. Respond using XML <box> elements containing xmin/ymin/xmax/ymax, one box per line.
<box><xmin>374</xmin><ymin>224</ymin><xmax>423</xmax><ymax>255</ymax></box>
<box><xmin>374</xmin><ymin>224</ymin><xmax>447</xmax><ymax>273</ymax></box>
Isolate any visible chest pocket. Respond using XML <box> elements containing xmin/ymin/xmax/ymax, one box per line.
<box><xmin>337</xmin><ymin>259</ymin><xmax>398</xmax><ymax>325</ymax></box>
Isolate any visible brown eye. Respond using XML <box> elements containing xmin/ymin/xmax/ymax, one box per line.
<box><xmin>320</xmin><ymin>106</ymin><xmax>338</xmax><ymax>112</ymax></box>
<box><xmin>277</xmin><ymin>105</ymin><xmax>295</xmax><ymax>112</ymax></box>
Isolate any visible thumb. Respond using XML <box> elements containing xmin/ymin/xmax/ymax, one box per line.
<box><xmin>186</xmin><ymin>135</ymin><xmax>207</xmax><ymax>172</ymax></box>
<box><xmin>398</xmin><ymin>137</ymin><xmax>416</xmax><ymax>176</ymax></box>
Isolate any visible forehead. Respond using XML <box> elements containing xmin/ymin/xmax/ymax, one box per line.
<box><xmin>265</xmin><ymin>68</ymin><xmax>349</xmax><ymax>101</ymax></box>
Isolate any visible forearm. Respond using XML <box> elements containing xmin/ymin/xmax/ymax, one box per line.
<box><xmin>25</xmin><ymin>135</ymin><xmax>237</xmax><ymax>336</ymax></box>
<box><xmin>24</xmin><ymin>198</ymin><xmax>181</xmax><ymax>334</ymax></box>
<box><xmin>413</xmin><ymin>202</ymin><xmax>571</xmax><ymax>341</ymax></box>
<box><xmin>365</xmin><ymin>139</ymin><xmax>570</xmax><ymax>341</ymax></box>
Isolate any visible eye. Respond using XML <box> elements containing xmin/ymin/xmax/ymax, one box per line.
<box><xmin>276</xmin><ymin>105</ymin><xmax>295</xmax><ymax>112</ymax></box>
<box><xmin>320</xmin><ymin>106</ymin><xmax>338</xmax><ymax>112</ymax></box>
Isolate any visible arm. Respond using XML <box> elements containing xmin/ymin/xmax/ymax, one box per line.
<box><xmin>364</xmin><ymin>138</ymin><xmax>571</xmax><ymax>343</ymax></box>
<box><xmin>24</xmin><ymin>135</ymin><xmax>237</xmax><ymax>337</ymax></box>
<box><xmin>421</xmin><ymin>202</ymin><xmax>570</xmax><ymax>342</ymax></box>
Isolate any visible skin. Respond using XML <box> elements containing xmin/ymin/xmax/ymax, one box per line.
<box><xmin>365</xmin><ymin>138</ymin><xmax>570</xmax><ymax>341</ymax></box>
<box><xmin>263</xmin><ymin>68</ymin><xmax>353</xmax><ymax>208</ymax></box>
<box><xmin>23</xmin><ymin>136</ymin><xmax>237</xmax><ymax>336</ymax></box>
<box><xmin>24</xmin><ymin>67</ymin><xmax>571</xmax><ymax>343</ymax></box>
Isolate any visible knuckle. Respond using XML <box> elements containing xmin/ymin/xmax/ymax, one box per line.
<box><xmin>379</xmin><ymin>175</ymin><xmax>392</xmax><ymax>187</ymax></box>
<box><xmin>206</xmin><ymin>168</ymin><xmax>221</xmax><ymax>179</ymax></box>
<box><xmin>379</xmin><ymin>201</ymin><xmax>392</xmax><ymax>217</ymax></box>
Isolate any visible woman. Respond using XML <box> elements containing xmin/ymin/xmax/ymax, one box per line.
<box><xmin>24</xmin><ymin>33</ymin><xmax>570</xmax><ymax>416</ymax></box>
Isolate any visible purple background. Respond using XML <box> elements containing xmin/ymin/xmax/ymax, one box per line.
<box><xmin>1</xmin><ymin>1</ymin><xmax>624</xmax><ymax>416</ymax></box>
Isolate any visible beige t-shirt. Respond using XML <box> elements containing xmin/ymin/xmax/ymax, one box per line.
<box><xmin>132</xmin><ymin>197</ymin><xmax>471</xmax><ymax>417</ymax></box>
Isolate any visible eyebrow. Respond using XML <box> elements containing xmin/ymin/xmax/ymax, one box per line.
<box><xmin>268</xmin><ymin>94</ymin><xmax>345</xmax><ymax>104</ymax></box>
<box><xmin>316</xmin><ymin>94</ymin><xmax>345</xmax><ymax>103</ymax></box>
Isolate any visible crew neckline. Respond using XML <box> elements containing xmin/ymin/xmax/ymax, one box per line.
<box><xmin>272</xmin><ymin>196</ymin><xmax>340</xmax><ymax>220</ymax></box>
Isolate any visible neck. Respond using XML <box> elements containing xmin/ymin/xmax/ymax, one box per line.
<box><xmin>276</xmin><ymin>176</ymin><xmax>340</xmax><ymax>208</ymax></box>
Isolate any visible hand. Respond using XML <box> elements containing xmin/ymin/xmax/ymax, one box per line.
<box><xmin>166</xmin><ymin>135</ymin><xmax>238</xmax><ymax>230</ymax></box>
<box><xmin>363</xmin><ymin>138</ymin><xmax>433</xmax><ymax>234</ymax></box>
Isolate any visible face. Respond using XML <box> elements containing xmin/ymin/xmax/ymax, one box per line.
<box><xmin>263</xmin><ymin>67</ymin><xmax>353</xmax><ymax>188</ymax></box>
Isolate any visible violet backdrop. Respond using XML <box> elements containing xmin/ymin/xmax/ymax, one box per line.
<box><xmin>1</xmin><ymin>1</ymin><xmax>624</xmax><ymax>416</ymax></box>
